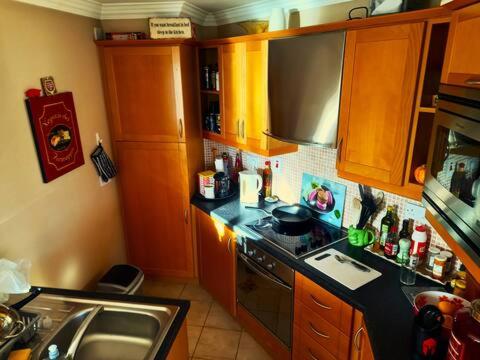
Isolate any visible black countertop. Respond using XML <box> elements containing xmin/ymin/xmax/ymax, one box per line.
<box><xmin>15</xmin><ymin>287</ymin><xmax>189</xmax><ymax>360</ymax></box>
<box><xmin>192</xmin><ymin>195</ymin><xmax>441</xmax><ymax>360</ymax></box>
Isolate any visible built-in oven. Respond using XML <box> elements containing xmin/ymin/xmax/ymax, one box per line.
<box><xmin>236</xmin><ymin>238</ymin><xmax>294</xmax><ymax>348</ymax></box>
<box><xmin>423</xmin><ymin>84</ymin><xmax>480</xmax><ymax>265</ymax></box>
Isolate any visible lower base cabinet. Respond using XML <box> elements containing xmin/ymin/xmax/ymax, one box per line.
<box><xmin>293</xmin><ymin>273</ymin><xmax>374</xmax><ymax>360</ymax></box>
<box><xmin>166</xmin><ymin>320</ymin><xmax>188</xmax><ymax>360</ymax></box>
<box><xmin>195</xmin><ymin>208</ymin><xmax>236</xmax><ymax>316</ymax></box>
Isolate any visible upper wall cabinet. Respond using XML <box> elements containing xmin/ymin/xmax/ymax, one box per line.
<box><xmin>199</xmin><ymin>41</ymin><xmax>297</xmax><ymax>156</ymax></box>
<box><xmin>102</xmin><ymin>46</ymin><xmax>187</xmax><ymax>142</ymax></box>
<box><xmin>442</xmin><ymin>2</ymin><xmax>480</xmax><ymax>88</ymax></box>
<box><xmin>337</xmin><ymin>23</ymin><xmax>424</xmax><ymax>196</ymax></box>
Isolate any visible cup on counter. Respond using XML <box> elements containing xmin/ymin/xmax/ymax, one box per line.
<box><xmin>347</xmin><ymin>226</ymin><xmax>375</xmax><ymax>247</ymax></box>
<box><xmin>204</xmin><ymin>185</ymin><xmax>215</xmax><ymax>199</ymax></box>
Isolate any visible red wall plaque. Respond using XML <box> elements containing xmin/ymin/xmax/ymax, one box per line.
<box><xmin>26</xmin><ymin>92</ymin><xmax>84</xmax><ymax>182</ymax></box>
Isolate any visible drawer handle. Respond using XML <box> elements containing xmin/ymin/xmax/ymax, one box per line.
<box><xmin>354</xmin><ymin>326</ymin><xmax>364</xmax><ymax>351</ymax></box>
<box><xmin>309</xmin><ymin>322</ymin><xmax>330</xmax><ymax>339</ymax></box>
<box><xmin>465</xmin><ymin>79</ymin><xmax>480</xmax><ymax>85</ymax></box>
<box><xmin>310</xmin><ymin>295</ymin><xmax>332</xmax><ymax>310</ymax></box>
<box><xmin>308</xmin><ymin>348</ymin><xmax>319</xmax><ymax>360</ymax></box>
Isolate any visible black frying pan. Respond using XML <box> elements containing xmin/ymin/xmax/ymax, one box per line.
<box><xmin>247</xmin><ymin>204</ymin><xmax>313</xmax><ymax>234</ymax></box>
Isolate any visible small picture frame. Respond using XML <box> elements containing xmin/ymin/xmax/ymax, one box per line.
<box><xmin>40</xmin><ymin>76</ymin><xmax>57</xmax><ymax>96</ymax></box>
<box><xmin>149</xmin><ymin>17</ymin><xmax>192</xmax><ymax>39</ymax></box>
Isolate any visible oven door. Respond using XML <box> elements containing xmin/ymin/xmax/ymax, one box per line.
<box><xmin>236</xmin><ymin>252</ymin><xmax>293</xmax><ymax>348</ymax></box>
<box><xmin>424</xmin><ymin>95</ymin><xmax>480</xmax><ymax>262</ymax></box>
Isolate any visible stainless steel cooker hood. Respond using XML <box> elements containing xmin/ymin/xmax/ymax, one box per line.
<box><xmin>266</xmin><ymin>31</ymin><xmax>345</xmax><ymax>147</ymax></box>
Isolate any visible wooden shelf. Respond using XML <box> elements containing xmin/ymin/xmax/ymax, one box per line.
<box><xmin>201</xmin><ymin>89</ymin><xmax>220</xmax><ymax>95</ymax></box>
<box><xmin>419</xmin><ymin>106</ymin><xmax>437</xmax><ymax>113</ymax></box>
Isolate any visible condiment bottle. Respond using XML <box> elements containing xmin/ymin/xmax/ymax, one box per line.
<box><xmin>232</xmin><ymin>151</ymin><xmax>243</xmax><ymax>183</ymax></box>
<box><xmin>262</xmin><ymin>161</ymin><xmax>272</xmax><ymax>198</ymax></box>
<box><xmin>384</xmin><ymin>226</ymin><xmax>399</xmax><ymax>260</ymax></box>
<box><xmin>379</xmin><ymin>206</ymin><xmax>395</xmax><ymax>251</ymax></box>
<box><xmin>447</xmin><ymin>299</ymin><xmax>480</xmax><ymax>359</ymax></box>
<box><xmin>396</xmin><ymin>238</ymin><xmax>411</xmax><ymax>265</ymax></box>
<box><xmin>432</xmin><ymin>255</ymin><xmax>447</xmax><ymax>281</ymax></box>
<box><xmin>399</xmin><ymin>219</ymin><xmax>411</xmax><ymax>240</ymax></box>
<box><xmin>410</xmin><ymin>224</ymin><xmax>428</xmax><ymax>263</ymax></box>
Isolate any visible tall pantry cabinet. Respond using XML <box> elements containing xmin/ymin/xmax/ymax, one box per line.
<box><xmin>97</xmin><ymin>41</ymin><xmax>203</xmax><ymax>278</ymax></box>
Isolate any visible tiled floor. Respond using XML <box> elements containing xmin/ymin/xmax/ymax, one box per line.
<box><xmin>143</xmin><ymin>279</ymin><xmax>272</xmax><ymax>360</ymax></box>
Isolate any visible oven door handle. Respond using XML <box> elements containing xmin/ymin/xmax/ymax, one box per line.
<box><xmin>238</xmin><ymin>253</ymin><xmax>292</xmax><ymax>291</ymax></box>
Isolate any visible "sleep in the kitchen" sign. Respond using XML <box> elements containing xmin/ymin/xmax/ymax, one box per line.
<box><xmin>149</xmin><ymin>17</ymin><xmax>192</xmax><ymax>39</ymax></box>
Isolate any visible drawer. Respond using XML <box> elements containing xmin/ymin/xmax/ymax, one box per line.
<box><xmin>294</xmin><ymin>301</ymin><xmax>350</xmax><ymax>359</ymax></box>
<box><xmin>295</xmin><ymin>272</ymin><xmax>353</xmax><ymax>334</ymax></box>
<box><xmin>293</xmin><ymin>325</ymin><xmax>336</xmax><ymax>360</ymax></box>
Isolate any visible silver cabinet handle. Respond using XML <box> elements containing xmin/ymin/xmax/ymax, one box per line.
<box><xmin>309</xmin><ymin>322</ymin><xmax>330</xmax><ymax>339</ymax></box>
<box><xmin>184</xmin><ymin>209</ymin><xmax>188</xmax><ymax>224</ymax></box>
<box><xmin>310</xmin><ymin>295</ymin><xmax>332</xmax><ymax>310</ymax></box>
<box><xmin>227</xmin><ymin>237</ymin><xmax>232</xmax><ymax>254</ymax></box>
<box><xmin>354</xmin><ymin>326</ymin><xmax>364</xmax><ymax>351</ymax></box>
<box><xmin>307</xmin><ymin>348</ymin><xmax>319</xmax><ymax>360</ymax></box>
<box><xmin>465</xmin><ymin>79</ymin><xmax>480</xmax><ymax>85</ymax></box>
<box><xmin>179</xmin><ymin>118</ymin><xmax>184</xmax><ymax>138</ymax></box>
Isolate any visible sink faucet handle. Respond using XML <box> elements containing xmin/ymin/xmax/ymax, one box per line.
<box><xmin>66</xmin><ymin>305</ymin><xmax>104</xmax><ymax>359</ymax></box>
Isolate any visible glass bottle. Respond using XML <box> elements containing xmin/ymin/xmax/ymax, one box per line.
<box><xmin>384</xmin><ymin>226</ymin><xmax>399</xmax><ymax>260</ymax></box>
<box><xmin>396</xmin><ymin>238</ymin><xmax>411</xmax><ymax>265</ymax></box>
<box><xmin>447</xmin><ymin>299</ymin><xmax>480</xmax><ymax>359</ymax></box>
<box><xmin>399</xmin><ymin>219</ymin><xmax>411</xmax><ymax>240</ymax></box>
<box><xmin>380</xmin><ymin>206</ymin><xmax>395</xmax><ymax>251</ymax></box>
<box><xmin>262</xmin><ymin>161</ymin><xmax>272</xmax><ymax>198</ymax></box>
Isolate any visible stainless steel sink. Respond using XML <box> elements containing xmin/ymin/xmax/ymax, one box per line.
<box><xmin>25</xmin><ymin>294</ymin><xmax>178</xmax><ymax>360</ymax></box>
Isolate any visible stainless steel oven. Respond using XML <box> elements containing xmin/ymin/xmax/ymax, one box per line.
<box><xmin>236</xmin><ymin>238</ymin><xmax>294</xmax><ymax>348</ymax></box>
<box><xmin>423</xmin><ymin>84</ymin><xmax>480</xmax><ymax>264</ymax></box>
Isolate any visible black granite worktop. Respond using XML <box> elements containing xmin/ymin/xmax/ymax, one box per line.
<box><xmin>192</xmin><ymin>196</ymin><xmax>441</xmax><ymax>360</ymax></box>
<box><xmin>14</xmin><ymin>287</ymin><xmax>189</xmax><ymax>360</ymax></box>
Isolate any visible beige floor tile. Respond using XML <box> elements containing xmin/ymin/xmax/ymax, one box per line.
<box><xmin>141</xmin><ymin>279</ymin><xmax>186</xmax><ymax>298</ymax></box>
<box><xmin>187</xmin><ymin>300</ymin><xmax>212</xmax><ymax>326</ymax></box>
<box><xmin>194</xmin><ymin>327</ymin><xmax>241</xmax><ymax>360</ymax></box>
<box><xmin>187</xmin><ymin>326</ymin><xmax>203</xmax><ymax>356</ymax></box>
<box><xmin>236</xmin><ymin>330</ymin><xmax>272</xmax><ymax>360</ymax></box>
<box><xmin>204</xmin><ymin>302</ymin><xmax>242</xmax><ymax>331</ymax></box>
<box><xmin>181</xmin><ymin>283</ymin><xmax>213</xmax><ymax>302</ymax></box>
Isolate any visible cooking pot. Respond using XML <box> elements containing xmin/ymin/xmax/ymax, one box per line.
<box><xmin>0</xmin><ymin>304</ymin><xmax>25</xmax><ymax>342</ymax></box>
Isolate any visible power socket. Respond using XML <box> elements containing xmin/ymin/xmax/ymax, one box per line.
<box><xmin>404</xmin><ymin>202</ymin><xmax>426</xmax><ymax>221</ymax></box>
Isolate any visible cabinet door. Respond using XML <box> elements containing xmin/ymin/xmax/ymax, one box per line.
<box><xmin>442</xmin><ymin>3</ymin><xmax>480</xmax><ymax>88</ymax></box>
<box><xmin>245</xmin><ymin>40</ymin><xmax>268</xmax><ymax>150</ymax></box>
<box><xmin>350</xmin><ymin>311</ymin><xmax>374</xmax><ymax>360</ymax></box>
<box><xmin>103</xmin><ymin>46</ymin><xmax>183</xmax><ymax>142</ymax></box>
<box><xmin>221</xmin><ymin>43</ymin><xmax>246</xmax><ymax>144</ymax></box>
<box><xmin>196</xmin><ymin>209</ymin><xmax>236</xmax><ymax>316</ymax></box>
<box><xmin>337</xmin><ymin>23</ymin><xmax>424</xmax><ymax>186</ymax></box>
<box><xmin>116</xmin><ymin>142</ymin><xmax>194</xmax><ymax>278</ymax></box>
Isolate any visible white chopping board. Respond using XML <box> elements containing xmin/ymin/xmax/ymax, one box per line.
<box><xmin>304</xmin><ymin>249</ymin><xmax>382</xmax><ymax>290</ymax></box>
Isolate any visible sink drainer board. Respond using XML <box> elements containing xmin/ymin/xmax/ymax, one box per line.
<box><xmin>304</xmin><ymin>248</ymin><xmax>382</xmax><ymax>290</ymax></box>
<box><xmin>27</xmin><ymin>294</ymin><xmax>179</xmax><ymax>360</ymax></box>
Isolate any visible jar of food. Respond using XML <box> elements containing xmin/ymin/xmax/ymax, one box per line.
<box><xmin>453</xmin><ymin>279</ymin><xmax>467</xmax><ymax>298</ymax></box>
<box><xmin>432</xmin><ymin>255</ymin><xmax>447</xmax><ymax>280</ymax></box>
<box><xmin>440</xmin><ymin>250</ymin><xmax>454</xmax><ymax>273</ymax></box>
<box><xmin>426</xmin><ymin>247</ymin><xmax>441</xmax><ymax>272</ymax></box>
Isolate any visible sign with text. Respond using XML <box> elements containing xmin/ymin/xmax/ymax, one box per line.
<box><xmin>149</xmin><ymin>17</ymin><xmax>192</xmax><ymax>39</ymax></box>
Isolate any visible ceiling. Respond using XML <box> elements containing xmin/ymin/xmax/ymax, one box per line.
<box><xmin>96</xmin><ymin>0</ymin><xmax>256</xmax><ymax>13</ymax></box>
<box><xmin>15</xmin><ymin>0</ymin><xmax>350</xmax><ymax>25</ymax></box>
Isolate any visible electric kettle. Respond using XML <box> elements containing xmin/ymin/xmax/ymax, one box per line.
<box><xmin>239</xmin><ymin>170</ymin><xmax>262</xmax><ymax>205</ymax></box>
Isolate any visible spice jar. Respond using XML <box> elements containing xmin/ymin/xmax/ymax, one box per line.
<box><xmin>432</xmin><ymin>255</ymin><xmax>447</xmax><ymax>280</ymax></box>
<box><xmin>426</xmin><ymin>247</ymin><xmax>441</xmax><ymax>272</ymax></box>
<box><xmin>453</xmin><ymin>279</ymin><xmax>467</xmax><ymax>298</ymax></box>
<box><xmin>440</xmin><ymin>250</ymin><xmax>453</xmax><ymax>273</ymax></box>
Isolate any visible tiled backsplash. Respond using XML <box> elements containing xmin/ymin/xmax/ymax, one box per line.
<box><xmin>204</xmin><ymin>139</ymin><xmax>459</xmax><ymax>265</ymax></box>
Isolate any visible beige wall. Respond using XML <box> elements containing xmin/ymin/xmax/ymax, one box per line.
<box><xmin>0</xmin><ymin>1</ymin><xmax>126</xmax><ymax>290</ymax></box>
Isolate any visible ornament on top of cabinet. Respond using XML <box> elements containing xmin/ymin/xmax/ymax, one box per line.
<box><xmin>40</xmin><ymin>76</ymin><xmax>57</xmax><ymax>96</ymax></box>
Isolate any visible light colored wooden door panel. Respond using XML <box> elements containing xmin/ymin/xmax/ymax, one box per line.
<box><xmin>338</xmin><ymin>23</ymin><xmax>424</xmax><ymax>186</ymax></box>
<box><xmin>442</xmin><ymin>2</ymin><xmax>480</xmax><ymax>87</ymax></box>
<box><xmin>116</xmin><ymin>141</ymin><xmax>194</xmax><ymax>278</ymax></box>
<box><xmin>104</xmin><ymin>46</ymin><xmax>182</xmax><ymax>142</ymax></box>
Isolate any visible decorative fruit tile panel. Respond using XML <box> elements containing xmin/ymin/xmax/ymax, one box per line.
<box><xmin>204</xmin><ymin>139</ymin><xmax>460</xmax><ymax>270</ymax></box>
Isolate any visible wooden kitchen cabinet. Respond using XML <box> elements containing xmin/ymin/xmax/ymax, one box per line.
<box><xmin>350</xmin><ymin>311</ymin><xmax>374</xmax><ymax>360</ymax></box>
<box><xmin>337</xmin><ymin>23</ymin><xmax>424</xmax><ymax>194</ymax></box>
<box><xmin>102</xmin><ymin>46</ymin><xmax>189</xmax><ymax>142</ymax></box>
<box><xmin>202</xmin><ymin>41</ymin><xmax>297</xmax><ymax>156</ymax></box>
<box><xmin>195</xmin><ymin>208</ymin><xmax>236</xmax><ymax>316</ymax></box>
<box><xmin>116</xmin><ymin>142</ymin><xmax>195</xmax><ymax>278</ymax></box>
<box><xmin>442</xmin><ymin>2</ymin><xmax>480</xmax><ymax>88</ymax></box>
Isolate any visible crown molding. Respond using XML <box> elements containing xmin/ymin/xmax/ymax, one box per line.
<box><xmin>14</xmin><ymin>0</ymin><xmax>102</xmax><ymax>19</ymax></box>
<box><xmin>14</xmin><ymin>0</ymin><xmax>350</xmax><ymax>26</ymax></box>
